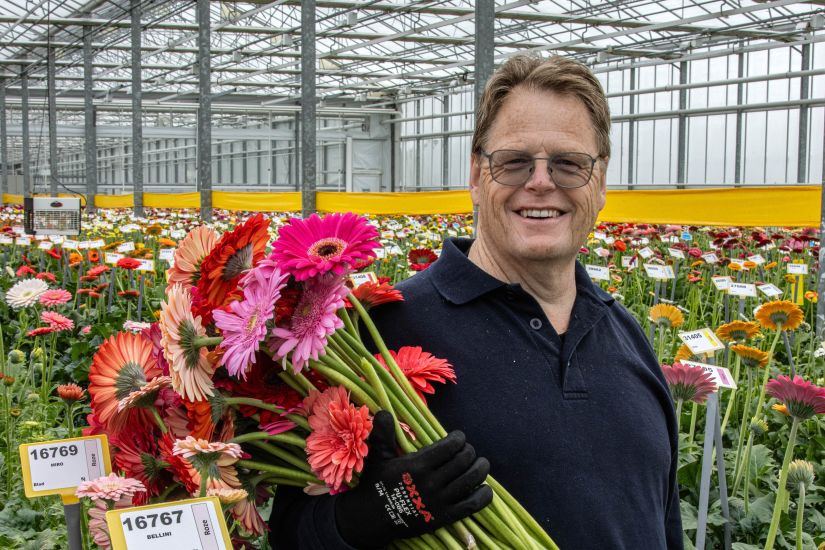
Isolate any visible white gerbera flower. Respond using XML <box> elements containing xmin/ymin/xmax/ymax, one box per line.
<box><xmin>5</xmin><ymin>279</ymin><xmax>49</xmax><ymax>309</ymax></box>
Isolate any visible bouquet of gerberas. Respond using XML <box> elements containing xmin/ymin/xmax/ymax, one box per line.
<box><xmin>82</xmin><ymin>212</ymin><xmax>557</xmax><ymax>549</ymax></box>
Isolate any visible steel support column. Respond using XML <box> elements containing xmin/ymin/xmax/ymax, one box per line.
<box><xmin>442</xmin><ymin>95</ymin><xmax>450</xmax><ymax>190</ymax></box>
<box><xmin>21</xmin><ymin>64</ymin><xmax>31</xmax><ymax>199</ymax></box>
<box><xmin>818</xmin><ymin>115</ymin><xmax>825</xmax><ymax>339</ymax></box>
<box><xmin>627</xmin><ymin>67</ymin><xmax>636</xmax><ymax>188</ymax></box>
<box><xmin>300</xmin><ymin>0</ymin><xmax>316</xmax><ymax>217</ymax></box>
<box><xmin>734</xmin><ymin>52</ymin><xmax>744</xmax><ymax>185</ymax></box>
<box><xmin>0</xmin><ymin>80</ymin><xmax>6</xmax><ymax>204</ymax></box>
<box><xmin>131</xmin><ymin>0</ymin><xmax>144</xmax><ymax>216</ymax></box>
<box><xmin>676</xmin><ymin>61</ymin><xmax>688</xmax><ymax>189</ymax></box>
<box><xmin>474</xmin><ymin>0</ymin><xmax>494</xmax><ymax>105</ymax></box>
<box><xmin>797</xmin><ymin>43</ymin><xmax>810</xmax><ymax>184</ymax></box>
<box><xmin>83</xmin><ymin>21</ymin><xmax>97</xmax><ymax>213</ymax></box>
<box><xmin>47</xmin><ymin>48</ymin><xmax>58</xmax><ymax>195</ymax></box>
<box><xmin>197</xmin><ymin>0</ymin><xmax>212</xmax><ymax>221</ymax></box>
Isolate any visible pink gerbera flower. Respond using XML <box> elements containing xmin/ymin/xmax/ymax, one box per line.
<box><xmin>75</xmin><ymin>472</ymin><xmax>146</xmax><ymax>502</ymax></box>
<box><xmin>766</xmin><ymin>375</ymin><xmax>825</xmax><ymax>420</ymax></box>
<box><xmin>39</xmin><ymin>288</ymin><xmax>73</xmax><ymax>307</ymax></box>
<box><xmin>41</xmin><ymin>310</ymin><xmax>75</xmax><ymax>331</ymax></box>
<box><xmin>215</xmin><ymin>267</ymin><xmax>288</xmax><ymax>379</ymax></box>
<box><xmin>661</xmin><ymin>362</ymin><xmax>717</xmax><ymax>404</ymax></box>
<box><xmin>269</xmin><ymin>275</ymin><xmax>349</xmax><ymax>373</ymax></box>
<box><xmin>305</xmin><ymin>386</ymin><xmax>373</xmax><ymax>492</ymax></box>
<box><xmin>271</xmin><ymin>212</ymin><xmax>380</xmax><ymax>281</ymax></box>
<box><xmin>375</xmin><ymin>346</ymin><xmax>456</xmax><ymax>403</ymax></box>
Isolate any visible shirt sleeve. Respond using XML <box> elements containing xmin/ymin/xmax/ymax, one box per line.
<box><xmin>268</xmin><ymin>487</ymin><xmax>362</xmax><ymax>550</ymax></box>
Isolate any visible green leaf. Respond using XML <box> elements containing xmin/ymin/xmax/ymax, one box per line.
<box><xmin>732</xmin><ymin>543</ymin><xmax>762</xmax><ymax>550</ymax></box>
<box><xmin>681</xmin><ymin>500</ymin><xmax>698</xmax><ymax>531</ymax></box>
<box><xmin>747</xmin><ymin>493</ymin><xmax>775</xmax><ymax>525</ymax></box>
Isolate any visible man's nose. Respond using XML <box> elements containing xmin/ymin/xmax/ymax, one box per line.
<box><xmin>524</xmin><ymin>159</ymin><xmax>558</xmax><ymax>190</ymax></box>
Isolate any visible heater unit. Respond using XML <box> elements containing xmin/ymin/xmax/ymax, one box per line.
<box><xmin>24</xmin><ymin>197</ymin><xmax>82</xmax><ymax>236</ymax></box>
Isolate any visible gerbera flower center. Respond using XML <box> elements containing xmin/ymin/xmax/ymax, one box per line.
<box><xmin>178</xmin><ymin>319</ymin><xmax>204</xmax><ymax>370</ymax></box>
<box><xmin>769</xmin><ymin>312</ymin><xmax>789</xmax><ymax>326</ymax></box>
<box><xmin>222</xmin><ymin>243</ymin><xmax>254</xmax><ymax>281</ymax></box>
<box><xmin>115</xmin><ymin>362</ymin><xmax>149</xmax><ymax>400</ymax></box>
<box><xmin>308</xmin><ymin>238</ymin><xmax>346</xmax><ymax>261</ymax></box>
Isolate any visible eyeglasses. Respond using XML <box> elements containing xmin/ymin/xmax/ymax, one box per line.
<box><xmin>479</xmin><ymin>149</ymin><xmax>598</xmax><ymax>189</ymax></box>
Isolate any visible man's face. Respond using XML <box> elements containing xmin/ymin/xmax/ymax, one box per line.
<box><xmin>469</xmin><ymin>86</ymin><xmax>607</xmax><ymax>267</ymax></box>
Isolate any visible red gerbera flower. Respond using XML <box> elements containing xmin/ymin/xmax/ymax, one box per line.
<box><xmin>183</xmin><ymin>398</ymin><xmax>215</xmax><ymax>440</ymax></box>
<box><xmin>45</xmin><ymin>248</ymin><xmax>62</xmax><ymax>260</ymax></box>
<box><xmin>16</xmin><ymin>265</ymin><xmax>36</xmax><ymax>277</ymax></box>
<box><xmin>36</xmin><ymin>271</ymin><xmax>57</xmax><ymax>282</ymax></box>
<box><xmin>196</xmin><ymin>213</ymin><xmax>270</xmax><ymax>312</ymax></box>
<box><xmin>88</xmin><ymin>265</ymin><xmax>111</xmax><ymax>278</ymax></box>
<box><xmin>27</xmin><ymin>326</ymin><xmax>57</xmax><ymax>337</ymax></box>
<box><xmin>345</xmin><ymin>282</ymin><xmax>404</xmax><ymax>310</ymax></box>
<box><xmin>375</xmin><ymin>346</ymin><xmax>456</xmax><ymax>403</ymax></box>
<box><xmin>271</xmin><ymin>212</ymin><xmax>380</xmax><ymax>281</ymax></box>
<box><xmin>408</xmin><ymin>248</ymin><xmax>438</xmax><ymax>271</ymax></box>
<box><xmin>117</xmin><ymin>257</ymin><xmax>142</xmax><ymax>270</ymax></box>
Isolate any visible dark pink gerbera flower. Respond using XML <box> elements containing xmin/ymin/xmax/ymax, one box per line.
<box><xmin>271</xmin><ymin>213</ymin><xmax>380</xmax><ymax>281</ymax></box>
<box><xmin>766</xmin><ymin>375</ymin><xmax>825</xmax><ymax>421</ymax></box>
<box><xmin>661</xmin><ymin>362</ymin><xmax>717</xmax><ymax>404</ymax></box>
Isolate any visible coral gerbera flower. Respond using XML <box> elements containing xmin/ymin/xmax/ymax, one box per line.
<box><xmin>116</xmin><ymin>257</ymin><xmax>142</xmax><ymax>270</ymax></box>
<box><xmin>408</xmin><ymin>248</ymin><xmax>439</xmax><ymax>271</ymax></box>
<box><xmin>755</xmin><ymin>300</ymin><xmax>804</xmax><ymax>331</ymax></box>
<box><xmin>117</xmin><ymin>376</ymin><xmax>173</xmax><ymax>412</ymax></box>
<box><xmin>214</xmin><ymin>266</ymin><xmax>288</xmax><ymax>380</ymax></box>
<box><xmin>375</xmin><ymin>346</ymin><xmax>456</xmax><ymax>403</ymax></box>
<box><xmin>270</xmin><ymin>274</ymin><xmax>349</xmax><ymax>373</ymax></box>
<box><xmin>196</xmin><ymin>213</ymin><xmax>270</xmax><ymax>309</ymax></box>
<box><xmin>305</xmin><ymin>386</ymin><xmax>373</xmax><ymax>492</ymax></box>
<box><xmin>271</xmin><ymin>212</ymin><xmax>380</xmax><ymax>281</ymax></box>
<box><xmin>160</xmin><ymin>284</ymin><xmax>216</xmax><ymax>402</ymax></box>
<box><xmin>730</xmin><ymin>344</ymin><xmax>770</xmax><ymax>369</ymax></box>
<box><xmin>57</xmin><ymin>383</ymin><xmax>86</xmax><ymax>404</ymax></box>
<box><xmin>716</xmin><ymin>321</ymin><xmax>760</xmax><ymax>343</ymax></box>
<box><xmin>167</xmin><ymin>226</ymin><xmax>218</xmax><ymax>290</ymax></box>
<box><xmin>75</xmin><ymin>472</ymin><xmax>146</xmax><ymax>502</ymax></box>
<box><xmin>648</xmin><ymin>303</ymin><xmax>684</xmax><ymax>329</ymax></box>
<box><xmin>89</xmin><ymin>332</ymin><xmax>161</xmax><ymax>433</ymax></box>
<box><xmin>345</xmin><ymin>282</ymin><xmax>404</xmax><ymax>310</ymax></box>
<box><xmin>766</xmin><ymin>375</ymin><xmax>825</xmax><ymax>420</ymax></box>
<box><xmin>661</xmin><ymin>362</ymin><xmax>717</xmax><ymax>404</ymax></box>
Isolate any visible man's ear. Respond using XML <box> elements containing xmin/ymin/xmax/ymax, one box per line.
<box><xmin>469</xmin><ymin>153</ymin><xmax>482</xmax><ymax>207</ymax></box>
<box><xmin>595</xmin><ymin>157</ymin><xmax>608</xmax><ymax>212</ymax></box>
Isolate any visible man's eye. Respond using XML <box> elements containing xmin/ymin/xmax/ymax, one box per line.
<box><xmin>501</xmin><ymin>158</ymin><xmax>531</xmax><ymax>169</ymax></box>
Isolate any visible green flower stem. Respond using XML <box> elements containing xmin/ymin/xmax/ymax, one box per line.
<box><xmin>432</xmin><ymin>528</ymin><xmax>463</xmax><ymax>550</ymax></box>
<box><xmin>64</xmin><ymin>402</ymin><xmax>75</xmax><ymax>438</ymax></box>
<box><xmin>459</xmin><ymin>517</ymin><xmax>505</xmax><ymax>550</ymax></box>
<box><xmin>656</xmin><ymin>325</ymin><xmax>667</xmax><ymax>362</ymax></box>
<box><xmin>258</xmin><ymin>476</ymin><xmax>312</xmax><ymax>488</ymax></box>
<box><xmin>741</xmin><ymin>432</ymin><xmax>754</xmax><ymax>513</ymax></box>
<box><xmin>223</xmin><ymin>397</ymin><xmax>310</xmax><ymax>431</ymax></box>
<box><xmin>473</xmin><ymin>507</ymin><xmax>521</xmax><ymax>547</ymax></box>
<box><xmin>731</xmin><ymin>369</ymin><xmax>754</xmax><ymax>488</ymax></box>
<box><xmin>719</xmin><ymin>354</ymin><xmax>742</xmax><ymax>435</ymax></box>
<box><xmin>687</xmin><ymin>401</ymin><xmax>699</xmax><ymax>445</ymax></box>
<box><xmin>753</xmin><ymin>328</ymin><xmax>784</xmax><ymax>420</ymax></box>
<box><xmin>293</xmin><ymin>370</ymin><xmax>320</xmax><ymax>394</ymax></box>
<box><xmin>338</xmin><ymin>306</ymin><xmax>360</xmax><ymax>339</ymax></box>
<box><xmin>312</xmin><ymin>356</ymin><xmax>377</xmax><ymax>403</ymax></box>
<box><xmin>308</xmin><ymin>363</ymin><xmax>380</xmax><ymax>412</ymax></box>
<box><xmin>149</xmin><ymin>407</ymin><xmax>169</xmax><ymax>434</ymax></box>
<box><xmin>795</xmin><ymin>483</ymin><xmax>805</xmax><ymax>550</ymax></box>
<box><xmin>198</xmin><ymin>467</ymin><xmax>208</xmax><ymax>498</ymax></box>
<box><xmin>488</xmin><ymin>493</ymin><xmax>532</xmax><ymax>547</ymax></box>
<box><xmin>487</xmin><ymin>476</ymin><xmax>558</xmax><ymax>549</ymax></box>
<box><xmin>276</xmin><ymin>371</ymin><xmax>308</xmax><ymax>397</ymax></box>
<box><xmin>246</xmin><ymin>440</ymin><xmax>312</xmax><ymax>473</ymax></box>
<box><xmin>237</xmin><ymin>460</ymin><xmax>320</xmax><ymax>484</ymax></box>
<box><xmin>764</xmin><ymin>417</ymin><xmax>800</xmax><ymax>550</ymax></box>
<box><xmin>675</xmin><ymin>400</ymin><xmax>683</xmax><ymax>433</ymax></box>
<box><xmin>230</xmin><ymin>431</ymin><xmax>306</xmax><ymax>448</ymax></box>
<box><xmin>192</xmin><ymin>336</ymin><xmax>223</xmax><ymax>349</ymax></box>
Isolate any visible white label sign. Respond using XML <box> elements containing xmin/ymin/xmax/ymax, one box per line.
<box><xmin>169</xmin><ymin>229</ymin><xmax>186</xmax><ymax>240</ymax></box>
<box><xmin>49</xmin><ymin>235</ymin><xmax>64</xmax><ymax>244</ymax></box>
<box><xmin>757</xmin><ymin>283</ymin><xmax>783</xmax><ymax>298</ymax></box>
<box><xmin>621</xmin><ymin>256</ymin><xmax>637</xmax><ymax>269</ymax></box>
<box><xmin>38</xmin><ymin>241</ymin><xmax>53</xmax><ymax>250</ymax></box>
<box><xmin>593</xmin><ymin>231</ymin><xmax>607</xmax><ymax>241</ymax></box>
<box><xmin>761</xmin><ymin>242</ymin><xmax>776</xmax><ymax>250</ymax></box>
<box><xmin>711</xmin><ymin>276</ymin><xmax>731</xmax><ymax>291</ymax></box>
<box><xmin>638</xmin><ymin>247</ymin><xmax>654</xmax><ymax>259</ymax></box>
<box><xmin>0</xmin><ymin>236</ymin><xmax>12</xmax><ymax>245</ymax></box>
<box><xmin>16</xmin><ymin>237</ymin><xmax>31</xmax><ymax>246</ymax></box>
<box><xmin>668</xmin><ymin>248</ymin><xmax>685</xmax><ymax>259</ymax></box>
<box><xmin>747</xmin><ymin>254</ymin><xmax>765</xmax><ymax>265</ymax></box>
<box><xmin>136</xmin><ymin>259</ymin><xmax>155</xmax><ymax>272</ymax></box>
<box><xmin>107</xmin><ymin>497</ymin><xmax>230</xmax><ymax>550</ymax></box>
<box><xmin>643</xmin><ymin>264</ymin><xmax>675</xmax><ymax>280</ymax></box>
<box><xmin>90</xmin><ymin>239</ymin><xmax>105</xmax><ymax>248</ymax></box>
<box><xmin>787</xmin><ymin>263</ymin><xmax>808</xmax><ymax>275</ymax></box>
<box><xmin>585</xmin><ymin>264</ymin><xmax>610</xmax><ymax>281</ymax></box>
<box><xmin>681</xmin><ymin>361</ymin><xmax>737</xmax><ymax>390</ymax></box>
<box><xmin>77</xmin><ymin>241</ymin><xmax>90</xmax><ymax>250</ymax></box>
<box><xmin>62</xmin><ymin>239</ymin><xmax>79</xmax><ymax>249</ymax></box>
<box><xmin>20</xmin><ymin>437</ymin><xmax>107</xmax><ymax>495</ymax></box>
<box><xmin>158</xmin><ymin>248</ymin><xmax>176</xmax><ymax>261</ymax></box>
<box><xmin>728</xmin><ymin>282</ymin><xmax>757</xmax><ymax>298</ymax></box>
<box><xmin>117</xmin><ymin>242</ymin><xmax>136</xmax><ymax>253</ymax></box>
<box><xmin>702</xmin><ymin>253</ymin><xmax>719</xmax><ymax>264</ymax></box>
<box><xmin>678</xmin><ymin>328</ymin><xmax>725</xmax><ymax>355</ymax></box>
<box><xmin>348</xmin><ymin>272</ymin><xmax>379</xmax><ymax>288</ymax></box>
<box><xmin>105</xmin><ymin>252</ymin><xmax>124</xmax><ymax>265</ymax></box>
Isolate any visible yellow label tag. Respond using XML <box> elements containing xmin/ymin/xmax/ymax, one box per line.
<box><xmin>19</xmin><ymin>435</ymin><xmax>111</xmax><ymax>503</ymax></box>
<box><xmin>106</xmin><ymin>497</ymin><xmax>232</xmax><ymax>550</ymax></box>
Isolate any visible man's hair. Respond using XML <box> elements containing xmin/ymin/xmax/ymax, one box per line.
<box><xmin>471</xmin><ymin>55</ymin><xmax>611</xmax><ymax>159</ymax></box>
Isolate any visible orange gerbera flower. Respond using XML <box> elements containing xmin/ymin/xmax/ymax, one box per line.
<box><xmin>196</xmin><ymin>214</ymin><xmax>269</xmax><ymax>310</ymax></box>
<box><xmin>804</xmin><ymin>291</ymin><xmax>818</xmax><ymax>303</ymax></box>
<box><xmin>743</xmin><ymin>261</ymin><xmax>757</xmax><ymax>269</ymax></box>
<box><xmin>648</xmin><ymin>303</ymin><xmax>684</xmax><ymax>329</ymax></box>
<box><xmin>674</xmin><ymin>344</ymin><xmax>702</xmax><ymax>363</ymax></box>
<box><xmin>764</xmin><ymin>261</ymin><xmax>778</xmax><ymax>270</ymax></box>
<box><xmin>158</xmin><ymin>237</ymin><xmax>177</xmax><ymax>248</ymax></box>
<box><xmin>755</xmin><ymin>300</ymin><xmax>804</xmax><ymax>331</ymax></box>
<box><xmin>88</xmin><ymin>332</ymin><xmax>161</xmax><ymax>434</ymax></box>
<box><xmin>716</xmin><ymin>321</ymin><xmax>760</xmax><ymax>343</ymax></box>
<box><xmin>730</xmin><ymin>344</ymin><xmax>769</xmax><ymax>368</ymax></box>
<box><xmin>167</xmin><ymin>226</ymin><xmax>218</xmax><ymax>290</ymax></box>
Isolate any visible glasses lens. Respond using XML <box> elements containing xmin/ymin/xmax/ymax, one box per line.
<box><xmin>550</xmin><ymin>153</ymin><xmax>594</xmax><ymax>188</ymax></box>
<box><xmin>489</xmin><ymin>150</ymin><xmax>534</xmax><ymax>186</ymax></box>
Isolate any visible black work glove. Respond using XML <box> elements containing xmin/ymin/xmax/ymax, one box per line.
<box><xmin>335</xmin><ymin>411</ymin><xmax>493</xmax><ymax>549</ymax></box>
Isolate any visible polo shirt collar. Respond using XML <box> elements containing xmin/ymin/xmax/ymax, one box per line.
<box><xmin>431</xmin><ymin>238</ymin><xmax>615</xmax><ymax>307</ymax></box>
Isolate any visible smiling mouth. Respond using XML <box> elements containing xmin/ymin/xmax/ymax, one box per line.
<box><xmin>516</xmin><ymin>208</ymin><xmax>565</xmax><ymax>219</ymax></box>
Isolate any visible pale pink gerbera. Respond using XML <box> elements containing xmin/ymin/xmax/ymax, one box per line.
<box><xmin>159</xmin><ymin>284</ymin><xmax>215</xmax><ymax>402</ymax></box>
<box><xmin>75</xmin><ymin>472</ymin><xmax>146</xmax><ymax>502</ymax></box>
<box><xmin>167</xmin><ymin>225</ymin><xmax>219</xmax><ymax>290</ymax></box>
<box><xmin>39</xmin><ymin>288</ymin><xmax>72</xmax><ymax>307</ymax></box>
<box><xmin>305</xmin><ymin>386</ymin><xmax>373</xmax><ymax>492</ymax></box>
<box><xmin>173</xmin><ymin>436</ymin><xmax>243</xmax><ymax>489</ymax></box>
<box><xmin>375</xmin><ymin>346</ymin><xmax>456</xmax><ymax>404</ymax></box>
<box><xmin>41</xmin><ymin>310</ymin><xmax>75</xmax><ymax>332</ymax></box>
<box><xmin>214</xmin><ymin>266</ymin><xmax>288</xmax><ymax>379</ymax></box>
<box><xmin>270</xmin><ymin>274</ymin><xmax>349</xmax><ymax>373</ymax></box>
<box><xmin>172</xmin><ymin>436</ymin><xmax>244</xmax><ymax>461</ymax></box>
<box><xmin>766</xmin><ymin>375</ymin><xmax>825</xmax><ymax>421</ymax></box>
<box><xmin>271</xmin><ymin>212</ymin><xmax>380</xmax><ymax>281</ymax></box>
<box><xmin>231</xmin><ymin>495</ymin><xmax>269</xmax><ymax>536</ymax></box>
<box><xmin>117</xmin><ymin>375</ymin><xmax>173</xmax><ymax>412</ymax></box>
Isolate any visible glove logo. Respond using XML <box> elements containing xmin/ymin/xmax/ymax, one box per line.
<box><xmin>402</xmin><ymin>472</ymin><xmax>433</xmax><ymax>523</ymax></box>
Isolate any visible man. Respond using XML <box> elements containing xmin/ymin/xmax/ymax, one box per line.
<box><xmin>270</xmin><ymin>54</ymin><xmax>683</xmax><ymax>549</ymax></box>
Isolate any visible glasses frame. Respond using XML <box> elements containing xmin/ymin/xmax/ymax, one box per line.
<box><xmin>479</xmin><ymin>149</ymin><xmax>599</xmax><ymax>189</ymax></box>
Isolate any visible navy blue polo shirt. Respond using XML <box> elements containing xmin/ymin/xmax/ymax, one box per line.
<box><xmin>270</xmin><ymin>238</ymin><xmax>683</xmax><ymax>549</ymax></box>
